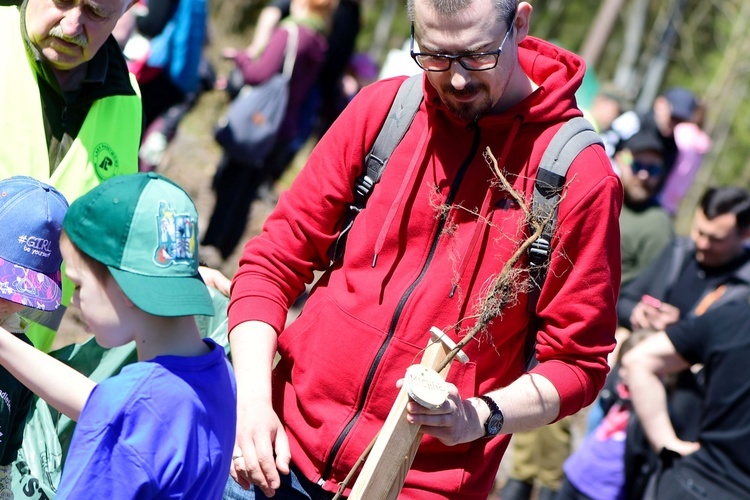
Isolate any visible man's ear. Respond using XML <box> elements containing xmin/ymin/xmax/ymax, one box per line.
<box><xmin>513</xmin><ymin>2</ymin><xmax>533</xmax><ymax>43</ymax></box>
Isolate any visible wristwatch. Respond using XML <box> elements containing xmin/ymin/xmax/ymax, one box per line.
<box><xmin>478</xmin><ymin>395</ymin><xmax>504</xmax><ymax>437</ymax></box>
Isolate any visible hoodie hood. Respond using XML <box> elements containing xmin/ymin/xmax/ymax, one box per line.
<box><xmin>422</xmin><ymin>36</ymin><xmax>586</xmax><ymax>128</ymax></box>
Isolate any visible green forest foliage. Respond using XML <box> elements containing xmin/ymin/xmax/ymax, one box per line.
<box><xmin>212</xmin><ymin>0</ymin><xmax>749</xmax><ymax>226</ymax></box>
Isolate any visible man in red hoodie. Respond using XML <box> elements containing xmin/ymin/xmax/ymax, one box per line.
<box><xmin>224</xmin><ymin>0</ymin><xmax>623</xmax><ymax>498</ymax></box>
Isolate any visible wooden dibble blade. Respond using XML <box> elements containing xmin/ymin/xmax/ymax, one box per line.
<box><xmin>348</xmin><ymin>327</ymin><xmax>469</xmax><ymax>499</ymax></box>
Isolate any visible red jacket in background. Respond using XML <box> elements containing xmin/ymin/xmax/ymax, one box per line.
<box><xmin>229</xmin><ymin>36</ymin><xmax>623</xmax><ymax>499</ymax></box>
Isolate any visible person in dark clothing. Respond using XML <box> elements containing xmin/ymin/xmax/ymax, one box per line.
<box><xmin>607</xmin><ymin>87</ymin><xmax>698</xmax><ymax>194</ymax></box>
<box><xmin>201</xmin><ymin>0</ymin><xmax>333</xmax><ymax>261</ymax></box>
<box><xmin>243</xmin><ymin>0</ymin><xmax>362</xmax><ymax>136</ymax></box>
<box><xmin>623</xmin><ymin>301</ymin><xmax>750</xmax><ymax>499</ymax></box>
<box><xmin>616</xmin><ymin>185</ymin><xmax>750</xmax><ymax>499</ymax></box>
<box><xmin>618</xmin><ymin>186</ymin><xmax>750</xmax><ymax>332</ymax></box>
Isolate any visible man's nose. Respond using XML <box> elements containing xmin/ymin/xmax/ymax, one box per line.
<box><xmin>59</xmin><ymin>8</ymin><xmax>85</xmax><ymax>36</ymax></box>
<box><xmin>450</xmin><ymin>61</ymin><xmax>472</xmax><ymax>90</ymax></box>
<box><xmin>694</xmin><ymin>235</ymin><xmax>710</xmax><ymax>250</ymax></box>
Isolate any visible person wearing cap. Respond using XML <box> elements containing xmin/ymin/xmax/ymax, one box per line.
<box><xmin>0</xmin><ymin>0</ymin><xmax>143</xmax><ymax>352</ymax></box>
<box><xmin>608</xmin><ymin>87</ymin><xmax>699</xmax><ymax>183</ymax></box>
<box><xmin>0</xmin><ymin>176</ymin><xmax>68</xmax><ymax>497</ymax></box>
<box><xmin>616</xmin><ymin>129</ymin><xmax>674</xmax><ymax>287</ymax></box>
<box><xmin>0</xmin><ymin>173</ymin><xmax>237</xmax><ymax>498</ymax></box>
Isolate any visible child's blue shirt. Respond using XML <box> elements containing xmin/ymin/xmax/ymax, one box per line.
<box><xmin>56</xmin><ymin>338</ymin><xmax>236</xmax><ymax>499</ymax></box>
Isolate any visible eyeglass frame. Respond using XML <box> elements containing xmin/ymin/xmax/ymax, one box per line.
<box><xmin>409</xmin><ymin>16</ymin><xmax>516</xmax><ymax>72</ymax></box>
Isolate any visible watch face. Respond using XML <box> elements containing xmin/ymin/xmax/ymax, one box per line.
<box><xmin>486</xmin><ymin>413</ymin><xmax>503</xmax><ymax>436</ymax></box>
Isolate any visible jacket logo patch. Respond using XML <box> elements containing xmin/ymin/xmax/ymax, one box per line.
<box><xmin>93</xmin><ymin>143</ymin><xmax>119</xmax><ymax>181</ymax></box>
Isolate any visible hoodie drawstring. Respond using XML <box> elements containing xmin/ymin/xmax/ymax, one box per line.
<box><xmin>372</xmin><ymin>125</ymin><xmax>430</xmax><ymax>268</ymax></box>
<box><xmin>449</xmin><ymin>116</ymin><xmax>523</xmax><ymax>299</ymax></box>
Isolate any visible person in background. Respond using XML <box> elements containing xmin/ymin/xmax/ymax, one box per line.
<box><xmin>616</xmin><ymin>129</ymin><xmax>674</xmax><ymax>287</ymax></box>
<box><xmin>623</xmin><ymin>301</ymin><xmax>750</xmax><ymax>498</ymax></box>
<box><xmin>608</xmin><ymin>87</ymin><xmax>698</xmax><ymax>189</ymax></box>
<box><xmin>114</xmin><ymin>0</ymin><xmax>210</xmax><ymax>171</ymax></box>
<box><xmin>583</xmin><ymin>83</ymin><xmax>631</xmax><ymax>161</ymax></box>
<box><xmin>499</xmin><ymin>419</ymin><xmax>573</xmax><ymax>500</ymax></box>
<box><xmin>245</xmin><ymin>0</ymin><xmax>361</xmax><ymax>135</ymax></box>
<box><xmin>658</xmin><ymin>100</ymin><xmax>711</xmax><ymax>216</ymax></box>
<box><xmin>115</xmin><ymin>0</ymin><xmax>207</xmax><ymax>128</ymax></box>
<box><xmin>202</xmin><ymin>0</ymin><xmax>335</xmax><ymax>262</ymax></box>
<box><xmin>0</xmin><ymin>177</ymin><xmax>68</xmax><ymax>497</ymax></box>
<box><xmin>0</xmin><ymin>0</ymin><xmax>142</xmax><ymax>352</ymax></box>
<box><xmin>618</xmin><ymin>185</ymin><xmax>750</xmax><ymax>333</ymax></box>
<box><xmin>557</xmin><ymin>329</ymin><xmax>655</xmax><ymax>500</ymax></box>
<box><xmin>0</xmin><ymin>173</ymin><xmax>236</xmax><ymax>498</ymax></box>
<box><xmin>616</xmin><ymin>185</ymin><xmax>750</xmax><ymax>499</ymax></box>
<box><xmin>224</xmin><ymin>0</ymin><xmax>622</xmax><ymax>497</ymax></box>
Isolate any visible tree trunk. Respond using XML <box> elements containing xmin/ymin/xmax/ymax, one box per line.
<box><xmin>636</xmin><ymin>0</ymin><xmax>688</xmax><ymax>114</ymax></box>
<box><xmin>614</xmin><ymin>0</ymin><xmax>650</xmax><ymax>94</ymax></box>
<box><xmin>674</xmin><ymin>0</ymin><xmax>750</xmax><ymax>233</ymax></box>
<box><xmin>579</xmin><ymin>0</ymin><xmax>628</xmax><ymax>68</ymax></box>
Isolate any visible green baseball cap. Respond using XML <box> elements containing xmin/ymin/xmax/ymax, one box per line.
<box><xmin>63</xmin><ymin>172</ymin><xmax>214</xmax><ymax>317</ymax></box>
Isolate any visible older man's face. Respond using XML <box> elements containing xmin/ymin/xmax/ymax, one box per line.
<box><xmin>25</xmin><ymin>0</ymin><xmax>129</xmax><ymax>71</ymax></box>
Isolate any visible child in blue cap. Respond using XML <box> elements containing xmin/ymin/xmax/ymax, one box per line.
<box><xmin>0</xmin><ymin>173</ymin><xmax>236</xmax><ymax>498</ymax></box>
<box><xmin>0</xmin><ymin>176</ymin><xmax>68</xmax><ymax>496</ymax></box>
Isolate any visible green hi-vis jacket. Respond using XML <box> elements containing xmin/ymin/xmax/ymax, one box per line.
<box><xmin>0</xmin><ymin>6</ymin><xmax>142</xmax><ymax>351</ymax></box>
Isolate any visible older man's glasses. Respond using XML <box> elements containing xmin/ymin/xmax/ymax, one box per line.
<box><xmin>410</xmin><ymin>20</ymin><xmax>514</xmax><ymax>72</ymax></box>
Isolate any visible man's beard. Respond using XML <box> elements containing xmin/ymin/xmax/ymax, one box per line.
<box><xmin>443</xmin><ymin>83</ymin><xmax>493</xmax><ymax>121</ymax></box>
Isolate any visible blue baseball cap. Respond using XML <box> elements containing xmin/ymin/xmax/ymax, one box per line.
<box><xmin>0</xmin><ymin>176</ymin><xmax>69</xmax><ymax>311</ymax></box>
<box><xmin>664</xmin><ymin>87</ymin><xmax>697</xmax><ymax>122</ymax></box>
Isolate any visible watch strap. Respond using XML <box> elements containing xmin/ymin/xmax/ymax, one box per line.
<box><xmin>478</xmin><ymin>395</ymin><xmax>503</xmax><ymax>437</ymax></box>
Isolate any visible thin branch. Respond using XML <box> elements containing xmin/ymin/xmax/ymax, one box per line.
<box><xmin>336</xmin><ymin>146</ymin><xmax>561</xmax><ymax>498</ymax></box>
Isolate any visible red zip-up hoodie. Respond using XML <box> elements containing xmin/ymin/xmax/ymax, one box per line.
<box><xmin>229</xmin><ymin>36</ymin><xmax>622</xmax><ymax>499</ymax></box>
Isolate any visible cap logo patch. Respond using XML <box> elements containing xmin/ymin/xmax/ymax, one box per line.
<box><xmin>154</xmin><ymin>201</ymin><xmax>197</xmax><ymax>267</ymax></box>
<box><xmin>17</xmin><ymin>234</ymin><xmax>53</xmax><ymax>258</ymax></box>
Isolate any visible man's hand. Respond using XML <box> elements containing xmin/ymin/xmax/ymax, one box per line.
<box><xmin>630</xmin><ymin>295</ymin><xmax>680</xmax><ymax>330</ymax></box>
<box><xmin>401</xmin><ymin>380</ymin><xmax>485</xmax><ymax>446</ymax></box>
<box><xmin>663</xmin><ymin>439</ymin><xmax>701</xmax><ymax>457</ymax></box>
<box><xmin>230</xmin><ymin>401</ymin><xmax>291</xmax><ymax>497</ymax></box>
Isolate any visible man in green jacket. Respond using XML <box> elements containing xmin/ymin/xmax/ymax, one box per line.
<box><xmin>0</xmin><ymin>0</ymin><xmax>142</xmax><ymax>351</ymax></box>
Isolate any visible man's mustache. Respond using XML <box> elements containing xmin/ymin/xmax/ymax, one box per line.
<box><xmin>48</xmin><ymin>25</ymin><xmax>88</xmax><ymax>49</ymax></box>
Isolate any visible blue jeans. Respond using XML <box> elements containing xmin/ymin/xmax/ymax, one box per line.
<box><xmin>222</xmin><ymin>466</ymin><xmax>338</xmax><ymax>500</ymax></box>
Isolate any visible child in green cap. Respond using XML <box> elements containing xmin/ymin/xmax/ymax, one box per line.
<box><xmin>0</xmin><ymin>173</ymin><xmax>236</xmax><ymax>498</ymax></box>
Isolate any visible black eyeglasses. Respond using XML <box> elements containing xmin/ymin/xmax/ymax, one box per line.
<box><xmin>410</xmin><ymin>19</ymin><xmax>515</xmax><ymax>72</ymax></box>
<box><xmin>631</xmin><ymin>160</ymin><xmax>664</xmax><ymax>177</ymax></box>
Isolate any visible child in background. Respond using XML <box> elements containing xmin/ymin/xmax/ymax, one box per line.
<box><xmin>0</xmin><ymin>177</ymin><xmax>68</xmax><ymax>496</ymax></box>
<box><xmin>0</xmin><ymin>173</ymin><xmax>236</xmax><ymax>498</ymax></box>
<box><xmin>556</xmin><ymin>330</ymin><xmax>655</xmax><ymax>500</ymax></box>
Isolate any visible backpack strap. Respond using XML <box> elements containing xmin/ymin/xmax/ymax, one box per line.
<box><xmin>524</xmin><ymin>116</ymin><xmax>604</xmax><ymax>369</ymax></box>
<box><xmin>329</xmin><ymin>74</ymin><xmax>423</xmax><ymax>263</ymax></box>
